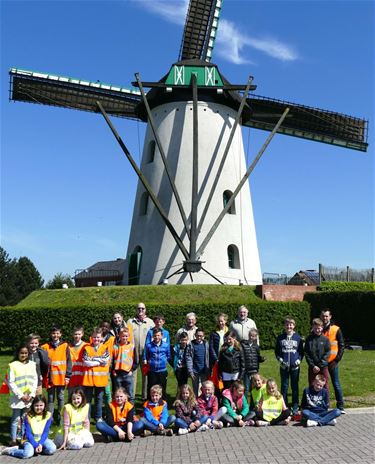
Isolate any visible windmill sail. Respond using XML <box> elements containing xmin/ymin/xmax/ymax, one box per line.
<box><xmin>245</xmin><ymin>95</ymin><xmax>368</xmax><ymax>152</ymax></box>
<box><xmin>179</xmin><ymin>0</ymin><xmax>222</xmax><ymax>62</ymax></box>
<box><xmin>9</xmin><ymin>68</ymin><xmax>141</xmax><ymax>119</ymax></box>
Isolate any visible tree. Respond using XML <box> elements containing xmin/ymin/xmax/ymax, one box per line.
<box><xmin>46</xmin><ymin>272</ymin><xmax>75</xmax><ymax>289</ymax></box>
<box><xmin>15</xmin><ymin>257</ymin><xmax>44</xmax><ymax>298</ymax></box>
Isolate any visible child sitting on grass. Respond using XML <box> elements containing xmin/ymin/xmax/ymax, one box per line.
<box><xmin>256</xmin><ymin>379</ymin><xmax>290</xmax><ymax>426</ymax></box>
<box><xmin>301</xmin><ymin>374</ymin><xmax>341</xmax><ymax>427</ymax></box>
<box><xmin>197</xmin><ymin>380</ymin><xmax>226</xmax><ymax>429</ymax></box>
<box><xmin>140</xmin><ymin>385</ymin><xmax>175</xmax><ymax>436</ymax></box>
<box><xmin>221</xmin><ymin>380</ymin><xmax>254</xmax><ymax>427</ymax></box>
<box><xmin>174</xmin><ymin>384</ymin><xmax>209</xmax><ymax>435</ymax></box>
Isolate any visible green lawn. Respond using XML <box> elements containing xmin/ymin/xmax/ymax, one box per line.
<box><xmin>1</xmin><ymin>349</ymin><xmax>374</xmax><ymax>444</ymax></box>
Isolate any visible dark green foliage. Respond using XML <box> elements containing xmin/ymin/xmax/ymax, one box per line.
<box><xmin>0</xmin><ymin>300</ymin><xmax>310</xmax><ymax>350</ymax></box>
<box><xmin>0</xmin><ymin>248</ymin><xmax>43</xmax><ymax>306</ymax></box>
<box><xmin>318</xmin><ymin>281</ymin><xmax>375</xmax><ymax>292</ymax></box>
<box><xmin>45</xmin><ymin>273</ymin><xmax>75</xmax><ymax>289</ymax></box>
<box><xmin>304</xmin><ymin>291</ymin><xmax>375</xmax><ymax>344</ymax></box>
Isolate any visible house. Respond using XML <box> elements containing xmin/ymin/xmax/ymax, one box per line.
<box><xmin>287</xmin><ymin>270</ymin><xmax>320</xmax><ymax>286</ymax></box>
<box><xmin>74</xmin><ymin>258</ymin><xmax>126</xmax><ymax>287</ymax></box>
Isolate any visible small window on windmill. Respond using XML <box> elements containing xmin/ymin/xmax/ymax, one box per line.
<box><xmin>223</xmin><ymin>190</ymin><xmax>236</xmax><ymax>214</ymax></box>
<box><xmin>227</xmin><ymin>245</ymin><xmax>240</xmax><ymax>269</ymax></box>
<box><xmin>139</xmin><ymin>192</ymin><xmax>149</xmax><ymax>216</ymax></box>
<box><xmin>147</xmin><ymin>140</ymin><xmax>156</xmax><ymax>163</ymax></box>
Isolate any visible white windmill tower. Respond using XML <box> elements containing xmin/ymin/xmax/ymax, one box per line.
<box><xmin>9</xmin><ymin>0</ymin><xmax>368</xmax><ymax>285</ymax></box>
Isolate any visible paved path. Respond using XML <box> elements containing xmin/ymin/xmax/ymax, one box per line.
<box><xmin>2</xmin><ymin>409</ymin><xmax>374</xmax><ymax>464</ymax></box>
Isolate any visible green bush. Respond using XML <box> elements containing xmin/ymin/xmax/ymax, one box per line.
<box><xmin>0</xmin><ymin>300</ymin><xmax>310</xmax><ymax>350</ymax></box>
<box><xmin>304</xmin><ymin>290</ymin><xmax>375</xmax><ymax>344</ymax></box>
<box><xmin>318</xmin><ymin>281</ymin><xmax>374</xmax><ymax>292</ymax></box>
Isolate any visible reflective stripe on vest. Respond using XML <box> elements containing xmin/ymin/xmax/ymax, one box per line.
<box><xmin>262</xmin><ymin>394</ymin><xmax>283</xmax><ymax>422</ymax></box>
<box><xmin>109</xmin><ymin>401</ymin><xmax>133</xmax><ymax>426</ymax></box>
<box><xmin>28</xmin><ymin>412</ymin><xmax>52</xmax><ymax>441</ymax></box>
<box><xmin>324</xmin><ymin>325</ymin><xmax>339</xmax><ymax>363</ymax></box>
<box><xmin>113</xmin><ymin>343</ymin><xmax>134</xmax><ymax>372</ymax></box>
<box><xmin>143</xmin><ymin>400</ymin><xmax>166</xmax><ymax>421</ymax></box>
<box><xmin>41</xmin><ymin>342</ymin><xmax>69</xmax><ymax>386</ymax></box>
<box><xmin>251</xmin><ymin>384</ymin><xmax>266</xmax><ymax>408</ymax></box>
<box><xmin>64</xmin><ymin>403</ymin><xmax>89</xmax><ymax>433</ymax></box>
<box><xmin>9</xmin><ymin>361</ymin><xmax>37</xmax><ymax>395</ymax></box>
<box><xmin>82</xmin><ymin>345</ymin><xmax>110</xmax><ymax>387</ymax></box>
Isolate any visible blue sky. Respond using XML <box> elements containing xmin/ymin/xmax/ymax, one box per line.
<box><xmin>1</xmin><ymin>0</ymin><xmax>374</xmax><ymax>284</ymax></box>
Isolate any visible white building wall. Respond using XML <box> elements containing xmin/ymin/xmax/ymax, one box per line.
<box><xmin>124</xmin><ymin>100</ymin><xmax>262</xmax><ymax>285</ymax></box>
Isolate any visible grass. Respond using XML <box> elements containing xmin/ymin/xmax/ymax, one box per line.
<box><xmin>16</xmin><ymin>285</ymin><xmax>260</xmax><ymax>308</ymax></box>
<box><xmin>0</xmin><ymin>349</ymin><xmax>374</xmax><ymax>444</ymax></box>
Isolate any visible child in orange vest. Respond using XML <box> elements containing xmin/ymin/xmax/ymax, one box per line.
<box><xmin>96</xmin><ymin>387</ymin><xmax>143</xmax><ymax>441</ymax></box>
<box><xmin>41</xmin><ymin>325</ymin><xmax>72</xmax><ymax>424</ymax></box>
<box><xmin>140</xmin><ymin>384</ymin><xmax>175</xmax><ymax>436</ymax></box>
<box><xmin>112</xmin><ymin>328</ymin><xmax>137</xmax><ymax>403</ymax></box>
<box><xmin>82</xmin><ymin>327</ymin><xmax>110</xmax><ymax>422</ymax></box>
<box><xmin>68</xmin><ymin>327</ymin><xmax>87</xmax><ymax>393</ymax></box>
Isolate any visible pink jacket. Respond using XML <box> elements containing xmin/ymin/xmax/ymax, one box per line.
<box><xmin>197</xmin><ymin>394</ymin><xmax>218</xmax><ymax>416</ymax></box>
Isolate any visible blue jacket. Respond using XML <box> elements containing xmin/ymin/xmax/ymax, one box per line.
<box><xmin>172</xmin><ymin>343</ymin><xmax>187</xmax><ymax>371</ymax></box>
<box><xmin>144</xmin><ymin>340</ymin><xmax>170</xmax><ymax>373</ymax></box>
<box><xmin>275</xmin><ymin>332</ymin><xmax>304</xmax><ymax>369</ymax></box>
<box><xmin>186</xmin><ymin>340</ymin><xmax>209</xmax><ymax>375</ymax></box>
<box><xmin>145</xmin><ymin>327</ymin><xmax>170</xmax><ymax>347</ymax></box>
<box><xmin>143</xmin><ymin>400</ymin><xmax>169</xmax><ymax>426</ymax></box>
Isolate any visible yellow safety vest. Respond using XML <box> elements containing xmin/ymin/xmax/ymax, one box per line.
<box><xmin>8</xmin><ymin>361</ymin><xmax>37</xmax><ymax>395</ymax></box>
<box><xmin>262</xmin><ymin>393</ymin><xmax>283</xmax><ymax>422</ymax></box>
<box><xmin>28</xmin><ymin>412</ymin><xmax>52</xmax><ymax>442</ymax></box>
<box><xmin>64</xmin><ymin>403</ymin><xmax>89</xmax><ymax>433</ymax></box>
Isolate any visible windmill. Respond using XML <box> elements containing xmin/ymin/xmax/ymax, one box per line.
<box><xmin>9</xmin><ymin>0</ymin><xmax>368</xmax><ymax>286</ymax></box>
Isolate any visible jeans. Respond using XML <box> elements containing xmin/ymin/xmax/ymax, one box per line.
<box><xmin>222</xmin><ymin>411</ymin><xmax>253</xmax><ymax>426</ymax></box>
<box><xmin>302</xmin><ymin>408</ymin><xmax>341</xmax><ymax>425</ymax></box>
<box><xmin>328</xmin><ymin>363</ymin><xmax>344</xmax><ymax>408</ymax></box>
<box><xmin>140</xmin><ymin>415</ymin><xmax>175</xmax><ymax>432</ymax></box>
<box><xmin>84</xmin><ymin>386</ymin><xmax>105</xmax><ymax>420</ymax></box>
<box><xmin>192</xmin><ymin>372</ymin><xmax>208</xmax><ymax>397</ymax></box>
<box><xmin>280</xmin><ymin>366</ymin><xmax>300</xmax><ymax>409</ymax></box>
<box><xmin>148</xmin><ymin>371</ymin><xmax>167</xmax><ymax>399</ymax></box>
<box><xmin>47</xmin><ymin>386</ymin><xmax>65</xmax><ymax>418</ymax></box>
<box><xmin>96</xmin><ymin>419</ymin><xmax>144</xmax><ymax>438</ymax></box>
<box><xmin>256</xmin><ymin>408</ymin><xmax>291</xmax><ymax>425</ymax></box>
<box><xmin>8</xmin><ymin>439</ymin><xmax>56</xmax><ymax>459</ymax></box>
<box><xmin>174</xmin><ymin>415</ymin><xmax>209</xmax><ymax>429</ymax></box>
<box><xmin>243</xmin><ymin>372</ymin><xmax>254</xmax><ymax>397</ymax></box>
<box><xmin>175</xmin><ymin>367</ymin><xmax>188</xmax><ymax>387</ymax></box>
<box><xmin>114</xmin><ymin>371</ymin><xmax>135</xmax><ymax>403</ymax></box>
<box><xmin>10</xmin><ymin>408</ymin><xmax>27</xmax><ymax>441</ymax></box>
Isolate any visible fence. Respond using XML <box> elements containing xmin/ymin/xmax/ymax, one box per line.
<box><xmin>319</xmin><ymin>264</ymin><xmax>374</xmax><ymax>283</ymax></box>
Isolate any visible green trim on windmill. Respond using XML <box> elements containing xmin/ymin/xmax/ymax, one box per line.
<box><xmin>165</xmin><ymin>65</ymin><xmax>224</xmax><ymax>87</ymax></box>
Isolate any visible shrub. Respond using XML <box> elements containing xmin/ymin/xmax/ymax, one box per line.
<box><xmin>318</xmin><ymin>281</ymin><xmax>375</xmax><ymax>292</ymax></box>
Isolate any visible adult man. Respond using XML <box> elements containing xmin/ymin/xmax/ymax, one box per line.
<box><xmin>127</xmin><ymin>303</ymin><xmax>154</xmax><ymax>400</ymax></box>
<box><xmin>321</xmin><ymin>308</ymin><xmax>345</xmax><ymax>412</ymax></box>
<box><xmin>229</xmin><ymin>305</ymin><xmax>258</xmax><ymax>343</ymax></box>
<box><xmin>175</xmin><ymin>312</ymin><xmax>198</xmax><ymax>343</ymax></box>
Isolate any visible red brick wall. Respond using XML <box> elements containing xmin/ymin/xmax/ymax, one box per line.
<box><xmin>255</xmin><ymin>285</ymin><xmax>317</xmax><ymax>301</ymax></box>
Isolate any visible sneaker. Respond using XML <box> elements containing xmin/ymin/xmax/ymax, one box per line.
<box><xmin>306</xmin><ymin>420</ymin><xmax>318</xmax><ymax>427</ymax></box>
<box><xmin>339</xmin><ymin>408</ymin><xmax>346</xmax><ymax>414</ymax></box>
<box><xmin>197</xmin><ymin>424</ymin><xmax>209</xmax><ymax>432</ymax></box>
<box><xmin>205</xmin><ymin>418</ymin><xmax>212</xmax><ymax>427</ymax></box>
<box><xmin>1</xmin><ymin>446</ymin><xmax>19</xmax><ymax>455</ymax></box>
<box><xmin>142</xmin><ymin>430</ymin><xmax>152</xmax><ymax>437</ymax></box>
<box><xmin>256</xmin><ymin>420</ymin><xmax>269</xmax><ymax>427</ymax></box>
<box><xmin>178</xmin><ymin>428</ymin><xmax>189</xmax><ymax>435</ymax></box>
<box><xmin>96</xmin><ymin>418</ymin><xmax>104</xmax><ymax>423</ymax></box>
<box><xmin>244</xmin><ymin>419</ymin><xmax>255</xmax><ymax>426</ymax></box>
<box><xmin>212</xmin><ymin>420</ymin><xmax>223</xmax><ymax>429</ymax></box>
<box><xmin>327</xmin><ymin>419</ymin><xmax>337</xmax><ymax>426</ymax></box>
<box><xmin>165</xmin><ymin>429</ymin><xmax>173</xmax><ymax>436</ymax></box>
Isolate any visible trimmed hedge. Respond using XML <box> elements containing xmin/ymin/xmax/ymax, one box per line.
<box><xmin>318</xmin><ymin>281</ymin><xmax>375</xmax><ymax>292</ymax></box>
<box><xmin>0</xmin><ymin>301</ymin><xmax>311</xmax><ymax>350</ymax></box>
<box><xmin>304</xmin><ymin>290</ymin><xmax>375</xmax><ymax>345</ymax></box>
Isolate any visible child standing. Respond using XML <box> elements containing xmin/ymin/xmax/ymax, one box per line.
<box><xmin>41</xmin><ymin>325</ymin><xmax>72</xmax><ymax>423</ymax></box>
<box><xmin>7</xmin><ymin>345</ymin><xmax>38</xmax><ymax>445</ymax></box>
<box><xmin>186</xmin><ymin>328</ymin><xmax>210</xmax><ymax>397</ymax></box>
<box><xmin>275</xmin><ymin>317</ymin><xmax>304</xmax><ymax>414</ymax></box>
<box><xmin>221</xmin><ymin>381</ymin><xmax>253</xmax><ymax>427</ymax></box>
<box><xmin>172</xmin><ymin>332</ymin><xmax>189</xmax><ymax>387</ymax></box>
<box><xmin>112</xmin><ymin>327</ymin><xmax>137</xmax><ymax>403</ymax></box>
<box><xmin>241</xmin><ymin>328</ymin><xmax>265</xmax><ymax>396</ymax></box>
<box><xmin>145</xmin><ymin>315</ymin><xmax>170</xmax><ymax>346</ymax></box>
<box><xmin>96</xmin><ymin>387</ymin><xmax>143</xmax><ymax>441</ymax></box>
<box><xmin>174</xmin><ymin>384</ymin><xmax>209</xmax><ymax>435</ymax></box>
<box><xmin>140</xmin><ymin>385</ymin><xmax>175</xmax><ymax>436</ymax></box>
<box><xmin>144</xmin><ymin>327</ymin><xmax>170</xmax><ymax>398</ymax></box>
<box><xmin>68</xmin><ymin>327</ymin><xmax>87</xmax><ymax>393</ymax></box>
<box><xmin>197</xmin><ymin>380</ymin><xmax>226</xmax><ymax>429</ymax></box>
<box><xmin>218</xmin><ymin>332</ymin><xmax>244</xmax><ymax>390</ymax></box>
<box><xmin>26</xmin><ymin>334</ymin><xmax>49</xmax><ymax>396</ymax></box>
<box><xmin>256</xmin><ymin>379</ymin><xmax>290</xmax><ymax>426</ymax></box>
<box><xmin>1</xmin><ymin>396</ymin><xmax>56</xmax><ymax>458</ymax></box>
<box><xmin>57</xmin><ymin>388</ymin><xmax>94</xmax><ymax>449</ymax></box>
<box><xmin>82</xmin><ymin>327</ymin><xmax>111</xmax><ymax>421</ymax></box>
<box><xmin>304</xmin><ymin>318</ymin><xmax>331</xmax><ymax>387</ymax></box>
<box><xmin>301</xmin><ymin>374</ymin><xmax>341</xmax><ymax>426</ymax></box>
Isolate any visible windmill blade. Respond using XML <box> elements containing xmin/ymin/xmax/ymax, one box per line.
<box><xmin>179</xmin><ymin>0</ymin><xmax>222</xmax><ymax>62</ymax></box>
<box><xmin>9</xmin><ymin>68</ymin><xmax>142</xmax><ymax>120</ymax></box>
<box><xmin>245</xmin><ymin>95</ymin><xmax>368</xmax><ymax>152</ymax></box>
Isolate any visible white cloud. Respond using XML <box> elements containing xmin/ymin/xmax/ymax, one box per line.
<box><xmin>134</xmin><ymin>0</ymin><xmax>188</xmax><ymax>25</ymax></box>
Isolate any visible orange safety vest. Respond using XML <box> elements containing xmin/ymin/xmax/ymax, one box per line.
<box><xmin>113</xmin><ymin>343</ymin><xmax>135</xmax><ymax>372</ymax></box>
<box><xmin>69</xmin><ymin>342</ymin><xmax>88</xmax><ymax>388</ymax></box>
<box><xmin>109</xmin><ymin>401</ymin><xmax>134</xmax><ymax>426</ymax></box>
<box><xmin>41</xmin><ymin>342</ymin><xmax>69</xmax><ymax>387</ymax></box>
<box><xmin>143</xmin><ymin>400</ymin><xmax>166</xmax><ymax>421</ymax></box>
<box><xmin>323</xmin><ymin>324</ymin><xmax>339</xmax><ymax>363</ymax></box>
<box><xmin>82</xmin><ymin>344</ymin><xmax>110</xmax><ymax>387</ymax></box>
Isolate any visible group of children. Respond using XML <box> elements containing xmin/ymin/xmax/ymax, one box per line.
<box><xmin>0</xmin><ymin>313</ymin><xmax>342</xmax><ymax>457</ymax></box>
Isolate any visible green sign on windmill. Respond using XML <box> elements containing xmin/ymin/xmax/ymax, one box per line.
<box><xmin>165</xmin><ymin>65</ymin><xmax>223</xmax><ymax>87</ymax></box>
